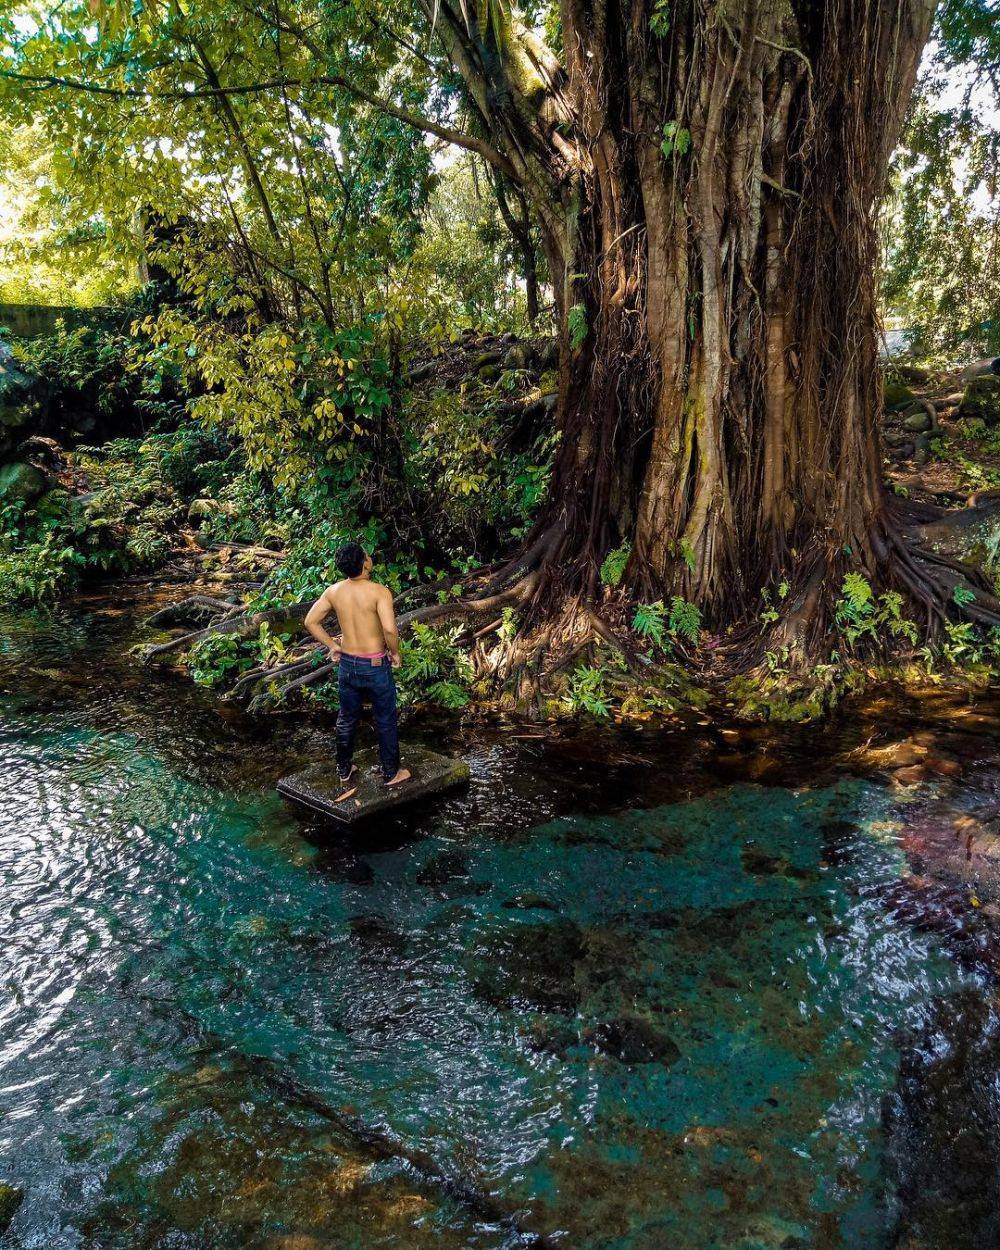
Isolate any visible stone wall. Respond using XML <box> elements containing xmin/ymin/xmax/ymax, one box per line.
<box><xmin>0</xmin><ymin>303</ymin><xmax>109</xmax><ymax>338</ymax></box>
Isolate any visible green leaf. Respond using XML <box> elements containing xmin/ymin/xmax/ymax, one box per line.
<box><xmin>660</xmin><ymin>121</ymin><xmax>692</xmax><ymax>159</ymax></box>
<box><xmin>568</xmin><ymin>303</ymin><xmax>588</xmax><ymax>352</ymax></box>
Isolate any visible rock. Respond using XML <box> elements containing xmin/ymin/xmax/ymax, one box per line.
<box><xmin>884</xmin><ymin>378</ymin><xmax>917</xmax><ymax>410</ymax></box>
<box><xmin>885</xmin><ymin>742</ymin><xmax>923</xmax><ymax>768</ymax></box>
<box><xmin>957</xmin><ymin>357</ymin><xmax>1000</xmax><ymax>383</ymax></box>
<box><xmin>934</xmin><ymin>392</ymin><xmax>965</xmax><ymax>410</ymax></box>
<box><xmin>277</xmin><ymin>746</ymin><xmax>470</xmax><ymax>825</ymax></box>
<box><xmin>958</xmin><ymin>375</ymin><xmax>1000</xmax><ymax>424</ymax></box>
<box><xmin>415</xmin><ymin>848</ymin><xmax>470</xmax><ymax>886</ymax></box>
<box><xmin>502</xmin><ymin>892</ymin><xmax>556</xmax><ymax>911</ymax></box>
<box><xmin>894</xmin><ymin>362</ymin><xmax>932</xmax><ymax>384</ymax></box>
<box><xmin>537</xmin><ymin>337</ymin><xmax>559</xmax><ymax>370</ymax></box>
<box><xmin>0</xmin><ymin>402</ymin><xmax>30</xmax><ymax>430</ymax></box>
<box><xmin>925</xmin><ymin>755</ymin><xmax>962</xmax><ymax>778</ymax></box>
<box><xmin>0</xmin><ymin>461</ymin><xmax>47</xmax><ymax>505</ymax></box>
<box><xmin>888</xmin><ymin>442</ymin><xmax>915</xmax><ymax>461</ymax></box>
<box><xmin>472</xmin><ymin>349</ymin><xmax>502</xmax><ymax>371</ymax></box>
<box><xmin>893</xmin><ymin>764</ymin><xmax>929</xmax><ymax>786</ymax></box>
<box><xmin>404</xmin><ymin>359</ymin><xmax>434</xmax><ymax>385</ymax></box>
<box><xmin>503</xmin><ymin>343</ymin><xmax>530</xmax><ymax>370</ymax></box>
<box><xmin>884</xmin><ymin>430</ymin><xmax>912</xmax><ymax>448</ymax></box>
<box><xmin>17</xmin><ymin>434</ymin><xmax>62</xmax><ymax>465</ymax></box>
<box><xmin>0</xmin><ymin>341</ymin><xmax>35</xmax><ymax>401</ymax></box>
<box><xmin>478</xmin><ymin>362</ymin><xmax>502</xmax><ymax>383</ymax></box>
<box><xmin>903</xmin><ymin>411</ymin><xmax>932</xmax><ymax>433</ymax></box>
<box><xmin>0</xmin><ymin>1182</ymin><xmax>23</xmax><ymax>1235</ymax></box>
<box><xmin>913</xmin><ymin>500</ymin><xmax>1000</xmax><ymax>570</ymax></box>
<box><xmin>587</xmin><ymin>1015</ymin><xmax>682</xmax><ymax>1065</ymax></box>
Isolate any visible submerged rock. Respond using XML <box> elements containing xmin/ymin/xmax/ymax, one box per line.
<box><xmin>587</xmin><ymin>1014</ymin><xmax>682</xmax><ymax>1066</ymax></box>
<box><xmin>887</xmin><ymin>992</ymin><xmax>1000</xmax><ymax>1248</ymax></box>
<box><xmin>0</xmin><ymin>1182</ymin><xmax>23</xmax><ymax>1234</ymax></box>
<box><xmin>415</xmin><ymin>847</ymin><xmax>471</xmax><ymax>887</ymax></box>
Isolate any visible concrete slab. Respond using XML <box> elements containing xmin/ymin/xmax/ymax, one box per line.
<box><xmin>277</xmin><ymin>745</ymin><xmax>470</xmax><ymax>824</ymax></box>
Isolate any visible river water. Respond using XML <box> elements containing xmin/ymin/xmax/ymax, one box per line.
<box><xmin>1</xmin><ymin>590</ymin><xmax>999</xmax><ymax>1249</ymax></box>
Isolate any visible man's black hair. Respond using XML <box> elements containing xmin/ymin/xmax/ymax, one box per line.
<box><xmin>335</xmin><ymin>541</ymin><xmax>366</xmax><ymax>578</ymax></box>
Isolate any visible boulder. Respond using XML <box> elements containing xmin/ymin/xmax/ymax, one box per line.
<box><xmin>884</xmin><ymin>378</ymin><xmax>917</xmax><ymax>410</ymax></box>
<box><xmin>0</xmin><ymin>402</ymin><xmax>30</xmax><ymax>430</ymax></box>
<box><xmin>535</xmin><ymin>337</ymin><xmax>559</xmax><ymax>371</ymax></box>
<box><xmin>477</xmin><ymin>362</ymin><xmax>502</xmax><ymax>383</ymax></box>
<box><xmin>957</xmin><ymin>357</ymin><xmax>1000</xmax><ymax>384</ymax></box>
<box><xmin>277</xmin><ymin>746</ymin><xmax>469</xmax><ymax>825</ymax></box>
<box><xmin>503</xmin><ymin>343</ymin><xmax>530</xmax><ymax>371</ymax></box>
<box><xmin>903</xmin><ymin>411</ymin><xmax>932</xmax><ymax>433</ymax></box>
<box><xmin>958</xmin><ymin>375</ymin><xmax>1000</xmax><ymax>424</ymax></box>
<box><xmin>472</xmin><ymin>349</ymin><xmax>502</xmax><ymax>371</ymax></box>
<box><xmin>893</xmin><ymin>362</ymin><xmax>931</xmax><ymax>384</ymax></box>
<box><xmin>911</xmin><ymin>499</ymin><xmax>1000</xmax><ymax>569</ymax></box>
<box><xmin>0</xmin><ymin>460</ymin><xmax>47</xmax><ymax>505</ymax></box>
<box><xmin>884</xmin><ymin>430</ymin><xmax>912</xmax><ymax>449</ymax></box>
<box><xmin>17</xmin><ymin>435</ymin><xmax>62</xmax><ymax>466</ymax></box>
<box><xmin>0</xmin><ymin>341</ymin><xmax>35</xmax><ymax>400</ymax></box>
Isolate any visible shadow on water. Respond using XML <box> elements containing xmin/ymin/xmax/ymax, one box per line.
<box><xmin>2</xmin><ymin>589</ymin><xmax>1000</xmax><ymax>1248</ymax></box>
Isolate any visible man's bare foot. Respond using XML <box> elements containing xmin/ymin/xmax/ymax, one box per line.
<box><xmin>385</xmin><ymin>768</ymin><xmax>411</xmax><ymax>788</ymax></box>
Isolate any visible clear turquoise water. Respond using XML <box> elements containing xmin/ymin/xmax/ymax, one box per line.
<box><xmin>0</xmin><ymin>604</ymin><xmax>994</xmax><ymax>1248</ymax></box>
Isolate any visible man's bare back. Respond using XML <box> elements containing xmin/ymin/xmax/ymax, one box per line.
<box><xmin>319</xmin><ymin>578</ymin><xmax>397</xmax><ymax>658</ymax></box>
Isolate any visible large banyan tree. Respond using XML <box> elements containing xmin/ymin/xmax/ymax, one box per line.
<box><xmin>417</xmin><ymin>0</ymin><xmax>1000</xmax><ymax>650</ymax></box>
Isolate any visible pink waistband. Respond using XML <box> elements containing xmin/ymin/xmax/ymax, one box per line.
<box><xmin>342</xmin><ymin>650</ymin><xmax>386</xmax><ymax>659</ymax></box>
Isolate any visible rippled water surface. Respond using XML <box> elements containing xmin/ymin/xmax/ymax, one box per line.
<box><xmin>2</xmin><ymin>597</ymin><xmax>999</xmax><ymax>1248</ymax></box>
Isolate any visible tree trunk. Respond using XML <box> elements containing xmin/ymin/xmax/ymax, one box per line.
<box><xmin>433</xmin><ymin>0</ymin><xmax>939</xmax><ymax>646</ymax></box>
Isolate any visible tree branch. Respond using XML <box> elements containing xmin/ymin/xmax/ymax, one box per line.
<box><xmin>0</xmin><ymin>68</ymin><xmax>518</xmax><ymax>177</ymax></box>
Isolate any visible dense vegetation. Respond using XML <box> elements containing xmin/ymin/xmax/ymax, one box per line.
<box><xmin>0</xmin><ymin>0</ymin><xmax>998</xmax><ymax>720</ymax></box>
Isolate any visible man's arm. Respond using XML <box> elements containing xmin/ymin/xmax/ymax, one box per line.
<box><xmin>304</xmin><ymin>587</ymin><xmax>341</xmax><ymax>661</ymax></box>
<box><xmin>377</xmin><ymin>587</ymin><xmax>402</xmax><ymax>668</ymax></box>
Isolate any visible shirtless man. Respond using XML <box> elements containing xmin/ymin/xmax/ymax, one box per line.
<box><xmin>304</xmin><ymin>542</ymin><xmax>410</xmax><ymax>788</ymax></box>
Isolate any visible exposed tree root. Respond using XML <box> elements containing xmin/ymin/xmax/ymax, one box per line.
<box><xmin>139</xmin><ymin>498</ymin><xmax>1000</xmax><ymax>717</ymax></box>
<box><xmin>146</xmin><ymin>594</ymin><xmax>238</xmax><ymax>628</ymax></box>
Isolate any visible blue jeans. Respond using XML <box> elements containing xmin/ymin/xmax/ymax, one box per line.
<box><xmin>336</xmin><ymin>654</ymin><xmax>401</xmax><ymax>782</ymax></box>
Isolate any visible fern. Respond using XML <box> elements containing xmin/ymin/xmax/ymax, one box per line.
<box><xmin>668</xmin><ymin>595</ymin><xmax>701</xmax><ymax>643</ymax></box>
<box><xmin>564</xmin><ymin>666</ymin><xmax>611</xmax><ymax>718</ymax></box>
<box><xmin>600</xmin><ymin>543</ymin><xmax>631</xmax><ymax>586</ymax></box>
<box><xmin>427</xmin><ymin>679</ymin><xmax>471</xmax><ymax>709</ymax></box>
<box><xmin>835</xmin><ymin>575</ymin><xmax>917</xmax><ymax>647</ymax></box>
<box><xmin>633</xmin><ymin>600</ymin><xmax>669</xmax><ymax>652</ymax></box>
<box><xmin>568</xmin><ymin>303</ymin><xmax>588</xmax><ymax>352</ymax></box>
